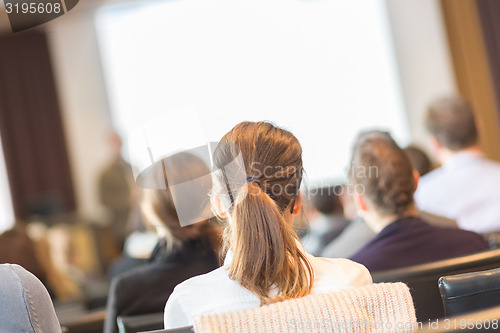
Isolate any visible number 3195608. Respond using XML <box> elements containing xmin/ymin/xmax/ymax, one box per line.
<box><xmin>5</xmin><ymin>2</ymin><xmax>62</xmax><ymax>14</ymax></box>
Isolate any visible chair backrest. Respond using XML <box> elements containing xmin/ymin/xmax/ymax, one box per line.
<box><xmin>193</xmin><ymin>282</ymin><xmax>416</xmax><ymax>333</ymax></box>
<box><xmin>58</xmin><ymin>309</ymin><xmax>106</xmax><ymax>333</ymax></box>
<box><xmin>438</xmin><ymin>267</ymin><xmax>500</xmax><ymax>317</ymax></box>
<box><xmin>372</xmin><ymin>249</ymin><xmax>500</xmax><ymax>322</ymax></box>
<box><xmin>117</xmin><ymin>312</ymin><xmax>164</xmax><ymax>333</ymax></box>
<box><xmin>0</xmin><ymin>264</ymin><xmax>62</xmax><ymax>333</ymax></box>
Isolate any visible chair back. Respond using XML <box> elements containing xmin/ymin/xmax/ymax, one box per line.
<box><xmin>117</xmin><ymin>312</ymin><xmax>164</xmax><ymax>333</ymax></box>
<box><xmin>438</xmin><ymin>267</ymin><xmax>500</xmax><ymax>317</ymax></box>
<box><xmin>0</xmin><ymin>264</ymin><xmax>62</xmax><ymax>333</ymax></box>
<box><xmin>58</xmin><ymin>309</ymin><xmax>106</xmax><ymax>333</ymax></box>
<box><xmin>372</xmin><ymin>249</ymin><xmax>500</xmax><ymax>321</ymax></box>
<box><xmin>193</xmin><ymin>282</ymin><xmax>416</xmax><ymax>333</ymax></box>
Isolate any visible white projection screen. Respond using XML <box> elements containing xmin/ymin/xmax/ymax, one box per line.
<box><xmin>95</xmin><ymin>0</ymin><xmax>409</xmax><ymax>186</ymax></box>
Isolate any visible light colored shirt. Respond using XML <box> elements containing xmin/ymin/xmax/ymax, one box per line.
<box><xmin>415</xmin><ymin>151</ymin><xmax>500</xmax><ymax>233</ymax></box>
<box><xmin>163</xmin><ymin>246</ymin><xmax>372</xmax><ymax>329</ymax></box>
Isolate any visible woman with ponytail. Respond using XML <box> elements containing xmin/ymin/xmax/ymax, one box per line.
<box><xmin>163</xmin><ymin>122</ymin><xmax>372</xmax><ymax>329</ymax></box>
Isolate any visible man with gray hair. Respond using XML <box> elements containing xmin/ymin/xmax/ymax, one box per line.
<box><xmin>415</xmin><ymin>96</ymin><xmax>500</xmax><ymax>233</ymax></box>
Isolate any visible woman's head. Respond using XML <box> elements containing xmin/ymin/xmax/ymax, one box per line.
<box><xmin>348</xmin><ymin>131</ymin><xmax>416</xmax><ymax>222</ymax></box>
<box><xmin>211</xmin><ymin>121</ymin><xmax>313</xmax><ymax>305</ymax></box>
<box><xmin>212</xmin><ymin>121</ymin><xmax>303</xmax><ymax>211</ymax></box>
<box><xmin>140</xmin><ymin>152</ymin><xmax>212</xmax><ymax>252</ymax></box>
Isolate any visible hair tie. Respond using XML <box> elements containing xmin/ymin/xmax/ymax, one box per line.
<box><xmin>246</xmin><ymin>176</ymin><xmax>261</xmax><ymax>186</ymax></box>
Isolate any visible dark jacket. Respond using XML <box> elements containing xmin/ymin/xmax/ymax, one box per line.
<box><xmin>349</xmin><ymin>216</ymin><xmax>489</xmax><ymax>272</ymax></box>
<box><xmin>104</xmin><ymin>237</ymin><xmax>219</xmax><ymax>333</ymax></box>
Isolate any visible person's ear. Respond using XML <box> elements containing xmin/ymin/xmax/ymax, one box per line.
<box><xmin>476</xmin><ymin>118</ymin><xmax>483</xmax><ymax>136</ymax></box>
<box><xmin>353</xmin><ymin>192</ymin><xmax>368</xmax><ymax>214</ymax></box>
<box><xmin>212</xmin><ymin>195</ymin><xmax>227</xmax><ymax>218</ymax></box>
<box><xmin>291</xmin><ymin>191</ymin><xmax>303</xmax><ymax>215</ymax></box>
<box><xmin>412</xmin><ymin>169</ymin><xmax>420</xmax><ymax>193</ymax></box>
<box><xmin>430</xmin><ymin>136</ymin><xmax>442</xmax><ymax>152</ymax></box>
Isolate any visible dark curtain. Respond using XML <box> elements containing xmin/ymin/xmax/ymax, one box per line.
<box><xmin>476</xmin><ymin>0</ymin><xmax>500</xmax><ymax>122</ymax></box>
<box><xmin>0</xmin><ymin>30</ymin><xmax>75</xmax><ymax>219</ymax></box>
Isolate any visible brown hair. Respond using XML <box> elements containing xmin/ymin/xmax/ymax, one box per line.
<box><xmin>349</xmin><ymin>131</ymin><xmax>415</xmax><ymax>217</ymax></box>
<box><xmin>140</xmin><ymin>152</ymin><xmax>213</xmax><ymax>254</ymax></box>
<box><xmin>426</xmin><ymin>96</ymin><xmax>478</xmax><ymax>151</ymax></box>
<box><xmin>309</xmin><ymin>185</ymin><xmax>344</xmax><ymax>215</ymax></box>
<box><xmin>212</xmin><ymin>121</ymin><xmax>313</xmax><ymax>305</ymax></box>
<box><xmin>403</xmin><ymin>145</ymin><xmax>432</xmax><ymax>176</ymax></box>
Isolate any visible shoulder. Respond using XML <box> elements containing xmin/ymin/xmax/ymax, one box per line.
<box><xmin>414</xmin><ymin>169</ymin><xmax>445</xmax><ymax>206</ymax></box>
<box><xmin>164</xmin><ymin>267</ymin><xmax>224</xmax><ymax>310</ymax></box>
<box><xmin>167</xmin><ymin>266</ymin><xmax>229</xmax><ymax>300</ymax></box>
<box><xmin>417</xmin><ymin>167</ymin><xmax>446</xmax><ymax>189</ymax></box>
<box><xmin>420</xmin><ymin>220</ymin><xmax>488</xmax><ymax>247</ymax></box>
<box><xmin>447</xmin><ymin>227</ymin><xmax>487</xmax><ymax>242</ymax></box>
<box><xmin>480</xmin><ymin>158</ymin><xmax>500</xmax><ymax>174</ymax></box>
<box><xmin>111</xmin><ymin>262</ymin><xmax>161</xmax><ymax>288</ymax></box>
<box><xmin>309</xmin><ymin>256</ymin><xmax>372</xmax><ymax>289</ymax></box>
<box><xmin>110</xmin><ymin>261</ymin><xmax>176</xmax><ymax>304</ymax></box>
<box><xmin>164</xmin><ymin>266</ymin><xmax>252</xmax><ymax>328</ymax></box>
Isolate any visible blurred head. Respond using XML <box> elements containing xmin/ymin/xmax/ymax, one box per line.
<box><xmin>349</xmin><ymin>131</ymin><xmax>417</xmax><ymax>231</ymax></box>
<box><xmin>426</xmin><ymin>96</ymin><xmax>479</xmax><ymax>153</ymax></box>
<box><xmin>403</xmin><ymin>145</ymin><xmax>433</xmax><ymax>176</ymax></box>
<box><xmin>309</xmin><ymin>185</ymin><xmax>344</xmax><ymax>216</ymax></box>
<box><xmin>140</xmin><ymin>152</ymin><xmax>212</xmax><ymax>253</ymax></box>
<box><xmin>211</xmin><ymin>121</ymin><xmax>313</xmax><ymax>305</ymax></box>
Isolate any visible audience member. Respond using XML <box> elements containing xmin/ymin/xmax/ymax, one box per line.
<box><xmin>403</xmin><ymin>145</ymin><xmax>433</xmax><ymax>176</ymax></box>
<box><xmin>348</xmin><ymin>131</ymin><xmax>488</xmax><ymax>272</ymax></box>
<box><xmin>301</xmin><ymin>185</ymin><xmax>348</xmax><ymax>256</ymax></box>
<box><xmin>320</xmin><ymin>146</ymin><xmax>454</xmax><ymax>259</ymax></box>
<box><xmin>164</xmin><ymin>121</ymin><xmax>372</xmax><ymax>329</ymax></box>
<box><xmin>0</xmin><ymin>222</ymin><xmax>50</xmax><ymax>293</ymax></box>
<box><xmin>27</xmin><ymin>223</ymin><xmax>83</xmax><ymax>301</ymax></box>
<box><xmin>415</xmin><ymin>96</ymin><xmax>500</xmax><ymax>233</ymax></box>
<box><xmin>104</xmin><ymin>152</ymin><xmax>221</xmax><ymax>333</ymax></box>
<box><xmin>0</xmin><ymin>264</ymin><xmax>62</xmax><ymax>333</ymax></box>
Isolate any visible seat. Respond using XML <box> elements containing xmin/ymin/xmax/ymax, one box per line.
<box><xmin>58</xmin><ymin>309</ymin><xmax>106</xmax><ymax>333</ymax></box>
<box><xmin>438</xmin><ymin>267</ymin><xmax>500</xmax><ymax>317</ymax></box>
<box><xmin>0</xmin><ymin>263</ymin><xmax>63</xmax><ymax>333</ymax></box>
<box><xmin>372</xmin><ymin>248</ymin><xmax>500</xmax><ymax>322</ymax></box>
<box><xmin>117</xmin><ymin>312</ymin><xmax>164</xmax><ymax>333</ymax></box>
<box><xmin>193</xmin><ymin>282</ymin><xmax>415</xmax><ymax>333</ymax></box>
